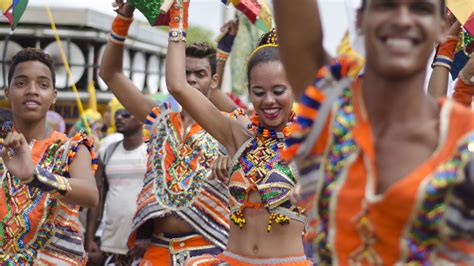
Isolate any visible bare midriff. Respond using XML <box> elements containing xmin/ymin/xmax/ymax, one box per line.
<box><xmin>226</xmin><ymin>191</ymin><xmax>305</xmax><ymax>257</ymax></box>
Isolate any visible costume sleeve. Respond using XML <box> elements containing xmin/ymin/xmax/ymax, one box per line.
<box><xmin>452</xmin><ymin>78</ymin><xmax>474</xmax><ymax>107</ymax></box>
<box><xmin>25</xmin><ymin>132</ymin><xmax>97</xmax><ymax>199</ymax></box>
<box><xmin>282</xmin><ymin>56</ymin><xmax>360</xmax><ymax>203</ymax></box>
<box><xmin>436</xmin><ymin>156</ymin><xmax>474</xmax><ymax>263</ymax></box>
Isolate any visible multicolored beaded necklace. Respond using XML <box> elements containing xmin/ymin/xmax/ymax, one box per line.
<box><xmin>247</xmin><ymin>112</ymin><xmax>295</xmax><ymax>139</ymax></box>
<box><xmin>230</xmin><ymin>112</ymin><xmax>297</xmax><ymax>232</ymax></box>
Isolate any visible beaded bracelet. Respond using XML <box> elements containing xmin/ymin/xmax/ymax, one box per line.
<box><xmin>109</xmin><ymin>14</ymin><xmax>134</xmax><ymax>45</ymax></box>
<box><xmin>24</xmin><ymin>166</ymin><xmax>72</xmax><ymax>197</ymax></box>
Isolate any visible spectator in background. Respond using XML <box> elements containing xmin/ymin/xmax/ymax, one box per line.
<box><xmin>85</xmin><ymin>107</ymin><xmax>147</xmax><ymax>265</ymax></box>
<box><xmin>0</xmin><ymin>108</ymin><xmax>13</xmax><ymax>124</ymax></box>
<box><xmin>46</xmin><ymin>110</ymin><xmax>66</xmax><ymax>133</ymax></box>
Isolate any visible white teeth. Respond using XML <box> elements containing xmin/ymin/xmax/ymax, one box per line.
<box><xmin>262</xmin><ymin>108</ymin><xmax>279</xmax><ymax>115</ymax></box>
<box><xmin>385</xmin><ymin>38</ymin><xmax>413</xmax><ymax>49</ymax></box>
<box><xmin>25</xmin><ymin>101</ymin><xmax>39</xmax><ymax>107</ymax></box>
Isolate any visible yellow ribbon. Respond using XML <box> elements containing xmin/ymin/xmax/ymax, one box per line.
<box><xmin>45</xmin><ymin>6</ymin><xmax>91</xmax><ymax>136</ymax></box>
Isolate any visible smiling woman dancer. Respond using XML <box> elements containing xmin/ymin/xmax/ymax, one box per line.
<box><xmin>163</xmin><ymin>2</ymin><xmax>310</xmax><ymax>265</ymax></box>
<box><xmin>0</xmin><ymin>48</ymin><xmax>98</xmax><ymax>265</ymax></box>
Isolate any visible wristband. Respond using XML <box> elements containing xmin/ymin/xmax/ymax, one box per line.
<box><xmin>168</xmin><ymin>0</ymin><xmax>189</xmax><ymax>42</ymax></box>
<box><xmin>110</xmin><ymin>14</ymin><xmax>134</xmax><ymax>45</ymax></box>
<box><xmin>24</xmin><ymin>166</ymin><xmax>72</xmax><ymax>197</ymax></box>
<box><xmin>217</xmin><ymin>33</ymin><xmax>236</xmax><ymax>54</ymax></box>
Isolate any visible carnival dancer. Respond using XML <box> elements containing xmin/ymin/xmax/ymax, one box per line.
<box><xmin>273</xmin><ymin>0</ymin><xmax>474</xmax><ymax>264</ymax></box>
<box><xmin>99</xmin><ymin>2</ymin><xmax>238</xmax><ymax>264</ymax></box>
<box><xmin>0</xmin><ymin>48</ymin><xmax>99</xmax><ymax>265</ymax></box>
<box><xmin>428</xmin><ymin>20</ymin><xmax>474</xmax><ymax>107</ymax></box>
<box><xmin>164</xmin><ymin>2</ymin><xmax>310</xmax><ymax>265</ymax></box>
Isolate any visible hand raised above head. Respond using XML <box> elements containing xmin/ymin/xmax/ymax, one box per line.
<box><xmin>113</xmin><ymin>0</ymin><xmax>135</xmax><ymax>17</ymax></box>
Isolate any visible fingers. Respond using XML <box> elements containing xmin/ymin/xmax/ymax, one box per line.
<box><xmin>289</xmin><ymin>183</ymin><xmax>302</xmax><ymax>206</ymax></box>
<box><xmin>2</xmin><ymin>132</ymin><xmax>27</xmax><ymax>151</ymax></box>
<box><xmin>215</xmin><ymin>155</ymin><xmax>231</xmax><ymax>183</ymax></box>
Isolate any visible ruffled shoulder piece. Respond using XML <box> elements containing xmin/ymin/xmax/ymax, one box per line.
<box><xmin>282</xmin><ymin>56</ymin><xmax>360</xmax><ymax>161</ymax></box>
<box><xmin>61</xmin><ymin>131</ymin><xmax>98</xmax><ymax>175</ymax></box>
<box><xmin>143</xmin><ymin>102</ymin><xmax>173</xmax><ymax>142</ymax></box>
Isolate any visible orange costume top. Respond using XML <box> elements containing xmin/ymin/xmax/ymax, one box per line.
<box><xmin>0</xmin><ymin>122</ymin><xmax>97</xmax><ymax>265</ymax></box>
<box><xmin>128</xmin><ymin>103</ymin><xmax>230</xmax><ymax>250</ymax></box>
<box><xmin>283</xmin><ymin>58</ymin><xmax>474</xmax><ymax>265</ymax></box>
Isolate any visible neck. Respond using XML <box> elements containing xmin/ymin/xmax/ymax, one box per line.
<box><xmin>13</xmin><ymin>117</ymin><xmax>49</xmax><ymax>143</ymax></box>
<box><xmin>180</xmin><ymin>110</ymin><xmax>194</xmax><ymax>127</ymax></box>
<box><xmin>122</xmin><ymin>129</ymin><xmax>143</xmax><ymax>150</ymax></box>
<box><xmin>361</xmin><ymin>68</ymin><xmax>437</xmax><ymax>126</ymax></box>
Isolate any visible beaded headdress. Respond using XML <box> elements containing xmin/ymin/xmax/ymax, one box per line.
<box><xmin>248</xmin><ymin>28</ymin><xmax>279</xmax><ymax>62</ymax></box>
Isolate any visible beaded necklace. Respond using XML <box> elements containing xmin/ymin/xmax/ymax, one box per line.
<box><xmin>230</xmin><ymin>112</ymin><xmax>299</xmax><ymax>231</ymax></box>
<box><xmin>247</xmin><ymin>112</ymin><xmax>295</xmax><ymax>139</ymax></box>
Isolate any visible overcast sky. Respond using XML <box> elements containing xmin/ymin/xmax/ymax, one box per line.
<box><xmin>27</xmin><ymin>0</ymin><xmax>356</xmax><ymax>55</ymax></box>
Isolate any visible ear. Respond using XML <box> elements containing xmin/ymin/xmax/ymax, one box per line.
<box><xmin>52</xmin><ymin>89</ymin><xmax>58</xmax><ymax>105</ymax></box>
<box><xmin>4</xmin><ymin>87</ymin><xmax>9</xmax><ymax>102</ymax></box>
<box><xmin>210</xmin><ymin>73</ymin><xmax>219</xmax><ymax>90</ymax></box>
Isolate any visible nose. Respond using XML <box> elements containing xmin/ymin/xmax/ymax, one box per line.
<box><xmin>392</xmin><ymin>5</ymin><xmax>413</xmax><ymax>30</ymax></box>
<box><xmin>262</xmin><ymin>92</ymin><xmax>276</xmax><ymax>105</ymax></box>
<box><xmin>186</xmin><ymin>73</ymin><xmax>197</xmax><ymax>87</ymax></box>
<box><xmin>25</xmin><ymin>81</ymin><xmax>40</xmax><ymax>95</ymax></box>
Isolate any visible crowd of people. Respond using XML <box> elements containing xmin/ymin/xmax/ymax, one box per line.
<box><xmin>0</xmin><ymin>0</ymin><xmax>473</xmax><ymax>265</ymax></box>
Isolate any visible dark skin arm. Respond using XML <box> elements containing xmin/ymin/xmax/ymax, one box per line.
<box><xmin>99</xmin><ymin>4</ymin><xmax>156</xmax><ymax>122</ymax></box>
<box><xmin>273</xmin><ymin>0</ymin><xmax>328</xmax><ymax>99</ymax></box>
<box><xmin>209</xmin><ymin>20</ymin><xmax>240</xmax><ymax>113</ymax></box>
<box><xmin>85</xmin><ymin>161</ymin><xmax>105</xmax><ymax>252</ymax></box>
<box><xmin>1</xmin><ymin>132</ymin><xmax>99</xmax><ymax>208</ymax></box>
<box><xmin>428</xmin><ymin>21</ymin><xmax>462</xmax><ymax>98</ymax></box>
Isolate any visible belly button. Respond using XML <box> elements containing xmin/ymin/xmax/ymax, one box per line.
<box><xmin>252</xmin><ymin>245</ymin><xmax>259</xmax><ymax>255</ymax></box>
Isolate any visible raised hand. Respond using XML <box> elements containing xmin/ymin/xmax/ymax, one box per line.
<box><xmin>1</xmin><ymin>132</ymin><xmax>35</xmax><ymax>181</ymax></box>
<box><xmin>114</xmin><ymin>0</ymin><xmax>135</xmax><ymax>17</ymax></box>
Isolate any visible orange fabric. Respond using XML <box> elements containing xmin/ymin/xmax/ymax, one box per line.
<box><xmin>139</xmin><ymin>234</ymin><xmax>213</xmax><ymax>265</ymax></box>
<box><xmin>31</xmin><ymin>131</ymin><xmax>67</xmax><ymax>163</ymax></box>
<box><xmin>111</xmin><ymin>14</ymin><xmax>133</xmax><ymax>37</ymax></box>
<box><xmin>0</xmin><ymin>131</ymin><xmax>66</xmax><ymax>246</ymax></box>
<box><xmin>329</xmin><ymin>82</ymin><xmax>474</xmax><ymax>264</ymax></box>
<box><xmin>453</xmin><ymin>78</ymin><xmax>474</xmax><ymax>107</ymax></box>
<box><xmin>436</xmin><ymin>37</ymin><xmax>458</xmax><ymax>59</ymax></box>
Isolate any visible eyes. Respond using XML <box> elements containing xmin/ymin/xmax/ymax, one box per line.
<box><xmin>371</xmin><ymin>1</ymin><xmax>436</xmax><ymax>15</ymax></box>
<box><xmin>251</xmin><ymin>86</ymin><xmax>287</xmax><ymax>97</ymax></box>
<box><xmin>12</xmin><ymin>78</ymin><xmax>52</xmax><ymax>89</ymax></box>
<box><xmin>186</xmin><ymin>70</ymin><xmax>208</xmax><ymax>79</ymax></box>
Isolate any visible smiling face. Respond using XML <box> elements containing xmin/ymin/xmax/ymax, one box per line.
<box><xmin>360</xmin><ymin>0</ymin><xmax>447</xmax><ymax>80</ymax></box>
<box><xmin>5</xmin><ymin>60</ymin><xmax>57</xmax><ymax>123</ymax></box>
<box><xmin>249</xmin><ymin>61</ymin><xmax>293</xmax><ymax>130</ymax></box>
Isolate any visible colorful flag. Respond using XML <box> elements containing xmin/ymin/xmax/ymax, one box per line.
<box><xmin>221</xmin><ymin>0</ymin><xmax>272</xmax><ymax>32</ymax></box>
<box><xmin>129</xmin><ymin>0</ymin><xmax>168</xmax><ymax>26</ymax></box>
<box><xmin>1</xmin><ymin>0</ymin><xmax>28</xmax><ymax>30</ymax></box>
<box><xmin>447</xmin><ymin>0</ymin><xmax>474</xmax><ymax>35</ymax></box>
